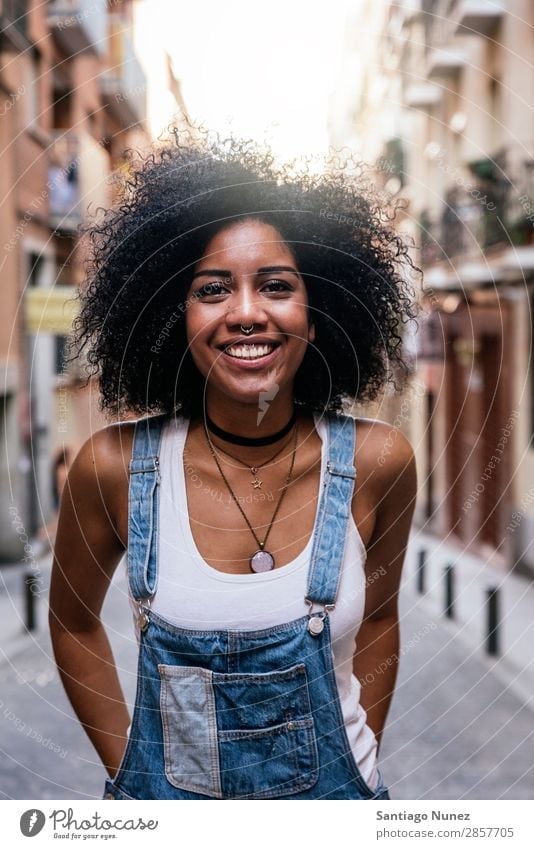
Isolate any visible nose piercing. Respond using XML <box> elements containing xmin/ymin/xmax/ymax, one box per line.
<box><xmin>240</xmin><ymin>324</ymin><xmax>254</xmax><ymax>335</ymax></box>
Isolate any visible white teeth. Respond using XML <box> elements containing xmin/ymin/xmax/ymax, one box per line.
<box><xmin>225</xmin><ymin>343</ymin><xmax>274</xmax><ymax>360</ymax></box>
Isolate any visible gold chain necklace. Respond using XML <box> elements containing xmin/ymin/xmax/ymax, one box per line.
<box><xmin>203</xmin><ymin>422</ymin><xmax>299</xmax><ymax>573</ymax></box>
<box><xmin>205</xmin><ymin>429</ymin><xmax>295</xmax><ymax>489</ymax></box>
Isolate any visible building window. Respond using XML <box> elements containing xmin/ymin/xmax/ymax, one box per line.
<box><xmin>27</xmin><ymin>252</ymin><xmax>44</xmax><ymax>287</ymax></box>
<box><xmin>54</xmin><ymin>335</ymin><xmax>67</xmax><ymax>375</ymax></box>
<box><xmin>26</xmin><ymin>46</ymin><xmax>41</xmax><ymax>128</ymax></box>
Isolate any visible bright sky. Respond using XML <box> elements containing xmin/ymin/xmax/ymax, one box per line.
<box><xmin>135</xmin><ymin>0</ymin><xmax>353</xmax><ymax>161</ymax></box>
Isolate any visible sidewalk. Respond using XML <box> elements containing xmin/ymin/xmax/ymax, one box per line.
<box><xmin>0</xmin><ymin>558</ymin><xmax>136</xmax><ymax>800</ymax></box>
<box><xmin>0</xmin><ymin>549</ymin><xmax>53</xmax><ymax>667</ymax></box>
<box><xmin>381</xmin><ymin>581</ymin><xmax>534</xmax><ymax>799</ymax></box>
<box><xmin>403</xmin><ymin>526</ymin><xmax>534</xmax><ymax>709</ymax></box>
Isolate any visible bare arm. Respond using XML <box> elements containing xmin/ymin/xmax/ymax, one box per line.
<box><xmin>48</xmin><ymin>425</ymin><xmax>133</xmax><ymax>779</ymax></box>
<box><xmin>352</xmin><ymin>425</ymin><xmax>417</xmax><ymax>753</ymax></box>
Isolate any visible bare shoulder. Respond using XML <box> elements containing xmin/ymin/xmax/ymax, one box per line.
<box><xmin>72</xmin><ymin>420</ymin><xmax>135</xmax><ymax>480</ymax></box>
<box><xmin>50</xmin><ymin>420</ymin><xmax>138</xmax><ymax>629</ymax></box>
<box><xmin>353</xmin><ymin>415</ymin><xmax>416</xmax><ymax>489</ymax></box>
<box><xmin>350</xmin><ymin>416</ymin><xmax>417</xmax><ymax>549</ymax></box>
<box><xmin>67</xmin><ymin>420</ymin><xmax>136</xmax><ymax>529</ymax></box>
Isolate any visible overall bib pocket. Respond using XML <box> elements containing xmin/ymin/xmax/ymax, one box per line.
<box><xmin>158</xmin><ymin>662</ymin><xmax>319</xmax><ymax>799</ymax></box>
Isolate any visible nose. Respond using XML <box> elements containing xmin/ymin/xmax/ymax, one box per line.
<box><xmin>224</xmin><ymin>283</ymin><xmax>268</xmax><ymax>329</ymax></box>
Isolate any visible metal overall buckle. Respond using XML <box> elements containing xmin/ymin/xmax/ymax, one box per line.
<box><xmin>305</xmin><ymin>598</ymin><xmax>335</xmax><ymax>636</ymax></box>
<box><xmin>136</xmin><ymin>597</ymin><xmax>152</xmax><ymax>632</ymax></box>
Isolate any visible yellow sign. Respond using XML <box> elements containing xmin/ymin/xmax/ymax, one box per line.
<box><xmin>25</xmin><ymin>286</ymin><xmax>79</xmax><ymax>335</ymax></box>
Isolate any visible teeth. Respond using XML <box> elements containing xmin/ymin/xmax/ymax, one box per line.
<box><xmin>225</xmin><ymin>343</ymin><xmax>274</xmax><ymax>360</ymax></box>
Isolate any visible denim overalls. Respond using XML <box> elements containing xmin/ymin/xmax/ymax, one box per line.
<box><xmin>103</xmin><ymin>411</ymin><xmax>391</xmax><ymax>800</ymax></box>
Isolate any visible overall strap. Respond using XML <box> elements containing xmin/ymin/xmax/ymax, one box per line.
<box><xmin>127</xmin><ymin>412</ymin><xmax>168</xmax><ymax>602</ymax></box>
<box><xmin>305</xmin><ymin>413</ymin><xmax>357</xmax><ymax>608</ymax></box>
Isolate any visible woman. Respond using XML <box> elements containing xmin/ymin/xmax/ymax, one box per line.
<box><xmin>49</xmin><ymin>130</ymin><xmax>418</xmax><ymax>800</ymax></box>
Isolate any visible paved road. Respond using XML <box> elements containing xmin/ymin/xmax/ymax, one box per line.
<box><xmin>381</xmin><ymin>586</ymin><xmax>534</xmax><ymax>799</ymax></box>
<box><xmin>0</xmin><ymin>558</ymin><xmax>532</xmax><ymax>800</ymax></box>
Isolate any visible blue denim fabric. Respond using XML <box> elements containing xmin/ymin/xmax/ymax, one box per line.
<box><xmin>103</xmin><ymin>412</ymin><xmax>391</xmax><ymax>800</ymax></box>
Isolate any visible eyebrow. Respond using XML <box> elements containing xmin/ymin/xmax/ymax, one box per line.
<box><xmin>191</xmin><ymin>265</ymin><xmax>300</xmax><ymax>280</ymax></box>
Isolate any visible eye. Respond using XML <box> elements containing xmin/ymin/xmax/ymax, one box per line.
<box><xmin>194</xmin><ymin>281</ymin><xmax>228</xmax><ymax>298</ymax></box>
<box><xmin>262</xmin><ymin>279</ymin><xmax>293</xmax><ymax>293</ymax></box>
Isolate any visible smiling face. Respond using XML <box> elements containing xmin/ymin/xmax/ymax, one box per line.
<box><xmin>184</xmin><ymin>219</ymin><xmax>315</xmax><ymax>412</ymax></box>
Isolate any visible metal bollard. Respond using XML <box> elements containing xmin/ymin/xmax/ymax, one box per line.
<box><xmin>444</xmin><ymin>564</ymin><xmax>454</xmax><ymax>619</ymax></box>
<box><xmin>486</xmin><ymin>587</ymin><xmax>500</xmax><ymax>656</ymax></box>
<box><xmin>417</xmin><ymin>549</ymin><xmax>426</xmax><ymax>594</ymax></box>
<box><xmin>24</xmin><ymin>573</ymin><xmax>38</xmax><ymax>632</ymax></box>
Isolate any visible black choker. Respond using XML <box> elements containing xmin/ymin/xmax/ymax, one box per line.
<box><xmin>205</xmin><ymin>410</ymin><xmax>297</xmax><ymax>446</ymax></box>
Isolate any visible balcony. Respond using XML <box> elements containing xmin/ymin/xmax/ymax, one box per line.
<box><xmin>452</xmin><ymin>0</ymin><xmax>506</xmax><ymax>37</ymax></box>
<box><xmin>47</xmin><ymin>0</ymin><xmax>106</xmax><ymax>56</ymax></box>
<box><xmin>0</xmin><ymin>0</ymin><xmax>31</xmax><ymax>49</ymax></box>
<box><xmin>377</xmin><ymin>137</ymin><xmax>406</xmax><ymax>189</ymax></box>
<box><xmin>0</xmin><ymin>0</ymin><xmax>27</xmax><ymax>36</ymax></box>
<box><xmin>497</xmin><ymin>144</ymin><xmax>534</xmax><ymax>248</ymax></box>
<box><xmin>405</xmin><ymin>83</ymin><xmax>443</xmax><ymax>110</ymax></box>
<box><xmin>440</xmin><ymin>187</ymin><xmax>486</xmax><ymax>258</ymax></box>
<box><xmin>436</xmin><ymin>146</ymin><xmax>534</xmax><ymax>260</ymax></box>
<box><xmin>416</xmin><ymin>310</ymin><xmax>446</xmax><ymax>361</ymax></box>
<box><xmin>49</xmin><ymin>130</ymin><xmax>110</xmax><ymax>233</ymax></box>
<box><xmin>99</xmin><ymin>14</ymin><xmax>147</xmax><ymax>128</ymax></box>
<box><xmin>427</xmin><ymin>46</ymin><xmax>468</xmax><ymax>79</ymax></box>
<box><xmin>419</xmin><ymin>147</ymin><xmax>534</xmax><ymax>272</ymax></box>
<box><xmin>398</xmin><ymin>0</ymin><xmax>423</xmax><ymax>26</ymax></box>
<box><xmin>419</xmin><ymin>210</ymin><xmax>444</xmax><ymax>266</ymax></box>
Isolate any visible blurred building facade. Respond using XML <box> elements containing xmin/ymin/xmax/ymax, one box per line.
<box><xmin>0</xmin><ymin>0</ymin><xmax>189</xmax><ymax>560</ymax></box>
<box><xmin>330</xmin><ymin>0</ymin><xmax>534</xmax><ymax>575</ymax></box>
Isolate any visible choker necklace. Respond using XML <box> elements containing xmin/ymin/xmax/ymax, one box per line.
<box><xmin>205</xmin><ymin>410</ymin><xmax>297</xmax><ymax>447</ymax></box>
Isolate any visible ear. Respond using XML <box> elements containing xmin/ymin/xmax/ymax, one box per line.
<box><xmin>308</xmin><ymin>321</ymin><xmax>315</xmax><ymax>344</ymax></box>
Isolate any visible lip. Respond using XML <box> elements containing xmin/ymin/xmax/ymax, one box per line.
<box><xmin>218</xmin><ymin>342</ymin><xmax>282</xmax><ymax>371</ymax></box>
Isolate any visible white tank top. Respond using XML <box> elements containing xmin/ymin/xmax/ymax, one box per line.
<box><xmin>126</xmin><ymin>412</ymin><xmax>380</xmax><ymax>792</ymax></box>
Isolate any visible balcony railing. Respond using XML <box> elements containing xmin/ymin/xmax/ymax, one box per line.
<box><xmin>397</xmin><ymin>0</ymin><xmax>424</xmax><ymax>27</ymax></box>
<box><xmin>422</xmin><ymin>145</ymin><xmax>534</xmax><ymax>263</ymax></box>
<box><xmin>419</xmin><ymin>210</ymin><xmax>444</xmax><ymax>266</ymax></box>
<box><xmin>427</xmin><ymin>46</ymin><xmax>468</xmax><ymax>79</ymax></box>
<box><xmin>423</xmin><ymin>0</ymin><xmax>459</xmax><ymax>50</ymax></box>
<box><xmin>405</xmin><ymin>83</ymin><xmax>443</xmax><ymax>109</ymax></box>
<box><xmin>415</xmin><ymin>309</ymin><xmax>446</xmax><ymax>361</ymax></box>
<box><xmin>0</xmin><ymin>0</ymin><xmax>28</xmax><ymax>37</ymax></box>
<box><xmin>376</xmin><ymin>137</ymin><xmax>406</xmax><ymax>189</ymax></box>
<box><xmin>49</xmin><ymin>130</ymin><xmax>110</xmax><ymax>232</ymax></box>
<box><xmin>452</xmin><ymin>0</ymin><xmax>506</xmax><ymax>37</ymax></box>
<box><xmin>99</xmin><ymin>13</ymin><xmax>147</xmax><ymax>128</ymax></box>
<box><xmin>440</xmin><ymin>187</ymin><xmax>491</xmax><ymax>258</ymax></box>
<box><xmin>47</xmin><ymin>0</ymin><xmax>107</xmax><ymax>57</ymax></box>
<box><xmin>49</xmin><ymin>132</ymin><xmax>81</xmax><ymax>232</ymax></box>
<box><xmin>499</xmin><ymin>144</ymin><xmax>534</xmax><ymax>247</ymax></box>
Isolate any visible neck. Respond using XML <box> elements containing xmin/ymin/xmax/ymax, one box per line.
<box><xmin>203</xmin><ymin>387</ymin><xmax>296</xmax><ymax>441</ymax></box>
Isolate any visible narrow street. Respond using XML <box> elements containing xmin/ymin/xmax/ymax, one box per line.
<box><xmin>0</xmin><ymin>549</ymin><xmax>532</xmax><ymax>800</ymax></box>
<box><xmin>382</xmin><ymin>587</ymin><xmax>534</xmax><ymax>799</ymax></box>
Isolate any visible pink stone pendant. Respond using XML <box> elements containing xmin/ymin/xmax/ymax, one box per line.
<box><xmin>250</xmin><ymin>549</ymin><xmax>275</xmax><ymax>573</ymax></box>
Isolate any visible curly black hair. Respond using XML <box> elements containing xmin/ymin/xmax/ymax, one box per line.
<box><xmin>70</xmin><ymin>126</ymin><xmax>419</xmax><ymax>419</ymax></box>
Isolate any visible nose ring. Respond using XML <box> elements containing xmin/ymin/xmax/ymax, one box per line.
<box><xmin>240</xmin><ymin>324</ymin><xmax>255</xmax><ymax>335</ymax></box>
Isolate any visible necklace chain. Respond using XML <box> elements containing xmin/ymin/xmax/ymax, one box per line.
<box><xmin>205</xmin><ymin>429</ymin><xmax>294</xmax><ymax>487</ymax></box>
<box><xmin>203</xmin><ymin>421</ymin><xmax>299</xmax><ymax>553</ymax></box>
